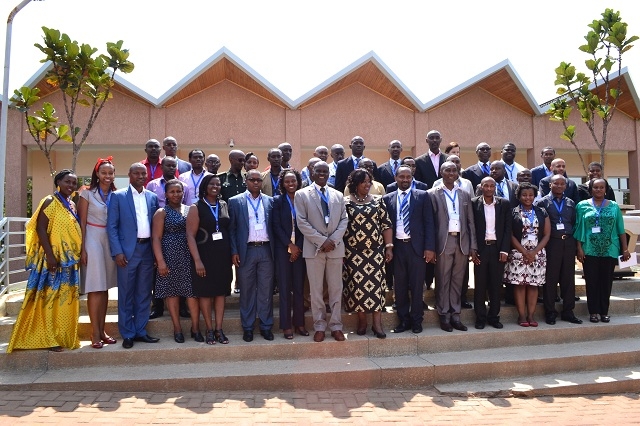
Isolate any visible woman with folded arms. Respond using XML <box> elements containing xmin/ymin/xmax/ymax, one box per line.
<box><xmin>78</xmin><ymin>157</ymin><xmax>118</xmax><ymax>349</ymax></box>
<box><xmin>574</xmin><ymin>178</ymin><xmax>630</xmax><ymax>323</ymax></box>
<box><xmin>186</xmin><ymin>174</ymin><xmax>232</xmax><ymax>344</ymax></box>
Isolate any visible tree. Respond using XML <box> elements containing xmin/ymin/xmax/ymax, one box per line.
<box><xmin>546</xmin><ymin>8</ymin><xmax>637</xmax><ymax>175</ymax></box>
<box><xmin>11</xmin><ymin>27</ymin><xmax>134</xmax><ymax>177</ymax></box>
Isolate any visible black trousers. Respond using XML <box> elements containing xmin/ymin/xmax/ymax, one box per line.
<box><xmin>394</xmin><ymin>240</ymin><xmax>427</xmax><ymax>326</ymax></box>
<box><xmin>473</xmin><ymin>243</ymin><xmax>504</xmax><ymax>323</ymax></box>
<box><xmin>544</xmin><ymin>236</ymin><xmax>577</xmax><ymax>319</ymax></box>
<box><xmin>583</xmin><ymin>255</ymin><xmax>617</xmax><ymax>315</ymax></box>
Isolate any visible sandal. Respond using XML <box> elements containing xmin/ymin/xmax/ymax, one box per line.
<box><xmin>206</xmin><ymin>330</ymin><xmax>216</xmax><ymax>345</ymax></box>
<box><xmin>590</xmin><ymin>314</ymin><xmax>599</xmax><ymax>323</ymax></box>
<box><xmin>600</xmin><ymin>315</ymin><xmax>610</xmax><ymax>323</ymax></box>
<box><xmin>283</xmin><ymin>329</ymin><xmax>294</xmax><ymax>340</ymax></box>
<box><xmin>518</xmin><ymin>320</ymin><xmax>529</xmax><ymax>327</ymax></box>
<box><xmin>214</xmin><ymin>329</ymin><xmax>229</xmax><ymax>344</ymax></box>
<box><xmin>101</xmin><ymin>335</ymin><xmax>117</xmax><ymax>345</ymax></box>
<box><xmin>296</xmin><ymin>327</ymin><xmax>309</xmax><ymax>336</ymax></box>
<box><xmin>91</xmin><ymin>341</ymin><xmax>104</xmax><ymax>349</ymax></box>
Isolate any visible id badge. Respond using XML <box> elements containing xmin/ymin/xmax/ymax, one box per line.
<box><xmin>450</xmin><ymin>213</ymin><xmax>460</xmax><ymax>221</ymax></box>
<box><xmin>592</xmin><ymin>226</ymin><xmax>601</xmax><ymax>234</ymax></box>
<box><xmin>212</xmin><ymin>232</ymin><xmax>223</xmax><ymax>241</ymax></box>
<box><xmin>255</xmin><ymin>223</ymin><xmax>264</xmax><ymax>231</ymax></box>
<box><xmin>527</xmin><ymin>233</ymin><xmax>537</xmax><ymax>241</ymax></box>
<box><xmin>324</xmin><ymin>215</ymin><xmax>330</xmax><ymax>224</ymax></box>
<box><xmin>556</xmin><ymin>223</ymin><xmax>565</xmax><ymax>230</ymax></box>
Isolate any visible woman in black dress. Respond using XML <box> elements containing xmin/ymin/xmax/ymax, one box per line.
<box><xmin>186</xmin><ymin>174</ymin><xmax>233</xmax><ymax>344</ymax></box>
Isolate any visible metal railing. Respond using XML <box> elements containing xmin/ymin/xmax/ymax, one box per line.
<box><xmin>0</xmin><ymin>216</ymin><xmax>29</xmax><ymax>297</ymax></box>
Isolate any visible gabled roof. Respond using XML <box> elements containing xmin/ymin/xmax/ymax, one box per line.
<box><xmin>156</xmin><ymin>47</ymin><xmax>294</xmax><ymax>109</ymax></box>
<box><xmin>423</xmin><ymin>59</ymin><xmax>542</xmax><ymax>115</ymax></box>
<box><xmin>294</xmin><ymin>51</ymin><xmax>423</xmax><ymax>112</ymax></box>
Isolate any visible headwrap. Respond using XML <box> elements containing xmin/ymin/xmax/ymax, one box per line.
<box><xmin>94</xmin><ymin>156</ymin><xmax>114</xmax><ymax>173</ymax></box>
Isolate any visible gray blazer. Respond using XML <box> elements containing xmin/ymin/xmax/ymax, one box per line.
<box><xmin>294</xmin><ymin>184</ymin><xmax>348</xmax><ymax>258</ymax></box>
<box><xmin>428</xmin><ymin>186</ymin><xmax>477</xmax><ymax>256</ymax></box>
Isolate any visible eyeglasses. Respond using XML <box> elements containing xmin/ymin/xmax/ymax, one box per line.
<box><xmin>478</xmin><ymin>147</ymin><xmax>491</xmax><ymax>151</ymax></box>
<box><xmin>246</xmin><ymin>178</ymin><xmax>263</xmax><ymax>183</ymax></box>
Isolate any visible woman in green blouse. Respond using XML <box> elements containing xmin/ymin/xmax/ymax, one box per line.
<box><xmin>574</xmin><ymin>178</ymin><xmax>630</xmax><ymax>323</ymax></box>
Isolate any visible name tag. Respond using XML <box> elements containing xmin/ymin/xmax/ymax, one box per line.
<box><xmin>450</xmin><ymin>213</ymin><xmax>460</xmax><ymax>221</ymax></box>
<box><xmin>556</xmin><ymin>223</ymin><xmax>565</xmax><ymax>230</ymax></box>
<box><xmin>527</xmin><ymin>233</ymin><xmax>537</xmax><ymax>241</ymax></box>
<box><xmin>592</xmin><ymin>226</ymin><xmax>601</xmax><ymax>234</ymax></box>
<box><xmin>212</xmin><ymin>232</ymin><xmax>223</xmax><ymax>241</ymax></box>
<box><xmin>255</xmin><ymin>223</ymin><xmax>264</xmax><ymax>231</ymax></box>
<box><xmin>325</xmin><ymin>215</ymin><xmax>330</xmax><ymax>225</ymax></box>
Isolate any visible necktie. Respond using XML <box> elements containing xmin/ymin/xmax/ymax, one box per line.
<box><xmin>393</xmin><ymin>160</ymin><xmax>399</xmax><ymax>174</ymax></box>
<box><xmin>481</xmin><ymin>163</ymin><xmax>490</xmax><ymax>175</ymax></box>
<box><xmin>320</xmin><ymin>187</ymin><xmax>329</xmax><ymax>218</ymax></box>
<box><xmin>401</xmin><ymin>192</ymin><xmax>410</xmax><ymax>235</ymax></box>
<box><xmin>354</xmin><ymin>158</ymin><xmax>360</xmax><ymax>169</ymax></box>
<box><xmin>497</xmin><ymin>181</ymin><xmax>505</xmax><ymax>198</ymax></box>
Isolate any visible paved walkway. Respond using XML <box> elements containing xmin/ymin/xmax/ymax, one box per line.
<box><xmin>0</xmin><ymin>388</ymin><xmax>639</xmax><ymax>424</ymax></box>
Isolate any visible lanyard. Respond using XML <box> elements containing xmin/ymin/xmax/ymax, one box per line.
<box><xmin>204</xmin><ymin>198</ymin><xmax>220</xmax><ymax>232</ymax></box>
<box><xmin>150</xmin><ymin>163</ymin><xmax>158</xmax><ymax>178</ymax></box>
<box><xmin>552</xmin><ymin>198</ymin><xmax>565</xmax><ymax>223</ymax></box>
<box><xmin>443</xmin><ymin>188</ymin><xmax>458</xmax><ymax>214</ymax></box>
<box><xmin>271</xmin><ymin>174</ymin><xmax>280</xmax><ymax>195</ymax></box>
<box><xmin>593</xmin><ymin>197</ymin><xmax>605</xmax><ymax>226</ymax></box>
<box><xmin>246</xmin><ymin>194</ymin><xmax>262</xmax><ymax>223</ymax></box>
<box><xmin>98</xmin><ymin>187</ymin><xmax>111</xmax><ymax>208</ymax></box>
<box><xmin>191</xmin><ymin>171</ymin><xmax>205</xmax><ymax>194</ymax></box>
<box><xmin>286</xmin><ymin>194</ymin><xmax>296</xmax><ymax>220</ymax></box>
<box><xmin>410</xmin><ymin>180</ymin><xmax>416</xmax><ymax>190</ymax></box>
<box><xmin>55</xmin><ymin>192</ymin><xmax>80</xmax><ymax>224</ymax></box>
<box><xmin>520</xmin><ymin>205</ymin><xmax>534</xmax><ymax>225</ymax></box>
<box><xmin>504</xmin><ymin>163</ymin><xmax>515</xmax><ymax>180</ymax></box>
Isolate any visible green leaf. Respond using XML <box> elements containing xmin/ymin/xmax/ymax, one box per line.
<box><xmin>610</xmin><ymin>88</ymin><xmax>619</xmax><ymax>99</ymax></box>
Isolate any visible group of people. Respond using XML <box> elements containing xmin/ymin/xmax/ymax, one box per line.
<box><xmin>6</xmin><ymin>132</ymin><xmax>631</xmax><ymax>353</ymax></box>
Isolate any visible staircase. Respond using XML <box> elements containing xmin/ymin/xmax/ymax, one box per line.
<box><xmin>1</xmin><ymin>274</ymin><xmax>639</xmax><ymax>397</ymax></box>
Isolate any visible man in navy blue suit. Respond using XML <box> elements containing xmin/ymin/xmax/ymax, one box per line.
<box><xmin>414</xmin><ymin>130</ymin><xmax>448</xmax><ymax>189</ymax></box>
<box><xmin>462</xmin><ymin>142</ymin><xmax>492</xmax><ymax>191</ymax></box>
<box><xmin>377</xmin><ymin>140</ymin><xmax>403</xmax><ymax>188</ymax></box>
<box><xmin>334</xmin><ymin>136</ymin><xmax>366</xmax><ymax>193</ymax></box>
<box><xmin>383</xmin><ymin>166</ymin><xmax>436</xmax><ymax>334</ymax></box>
<box><xmin>107</xmin><ymin>163</ymin><xmax>160</xmax><ymax>349</ymax></box>
<box><xmin>530</xmin><ymin>146</ymin><xmax>555</xmax><ymax>187</ymax></box>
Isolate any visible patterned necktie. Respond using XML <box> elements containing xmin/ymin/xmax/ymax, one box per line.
<box><xmin>401</xmin><ymin>191</ymin><xmax>410</xmax><ymax>235</ymax></box>
<box><xmin>320</xmin><ymin>187</ymin><xmax>329</xmax><ymax>218</ymax></box>
<box><xmin>497</xmin><ymin>181</ymin><xmax>505</xmax><ymax>198</ymax></box>
<box><xmin>481</xmin><ymin>163</ymin><xmax>490</xmax><ymax>175</ymax></box>
<box><xmin>393</xmin><ymin>160</ymin><xmax>399</xmax><ymax>174</ymax></box>
<box><xmin>354</xmin><ymin>157</ymin><xmax>361</xmax><ymax>169</ymax></box>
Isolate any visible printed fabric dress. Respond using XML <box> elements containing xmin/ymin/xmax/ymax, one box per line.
<box><xmin>154</xmin><ymin>205</ymin><xmax>194</xmax><ymax>298</ymax></box>
<box><xmin>7</xmin><ymin>195</ymin><xmax>82</xmax><ymax>353</ymax></box>
<box><xmin>342</xmin><ymin>197</ymin><xmax>392</xmax><ymax>312</ymax></box>
<box><xmin>503</xmin><ymin>206</ymin><xmax>547</xmax><ymax>286</ymax></box>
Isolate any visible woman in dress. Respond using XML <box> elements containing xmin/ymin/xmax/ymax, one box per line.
<box><xmin>342</xmin><ymin>169</ymin><xmax>393</xmax><ymax>338</ymax></box>
<box><xmin>7</xmin><ymin>170</ymin><xmax>82</xmax><ymax>353</ymax></box>
<box><xmin>503</xmin><ymin>182</ymin><xmax>550</xmax><ymax>327</ymax></box>
<box><xmin>151</xmin><ymin>179</ymin><xmax>198</xmax><ymax>343</ymax></box>
<box><xmin>574</xmin><ymin>178</ymin><xmax>630</xmax><ymax>323</ymax></box>
<box><xmin>186</xmin><ymin>174</ymin><xmax>232</xmax><ymax>344</ymax></box>
<box><xmin>78</xmin><ymin>157</ymin><xmax>118</xmax><ymax>349</ymax></box>
<box><xmin>272</xmin><ymin>169</ymin><xmax>308</xmax><ymax>339</ymax></box>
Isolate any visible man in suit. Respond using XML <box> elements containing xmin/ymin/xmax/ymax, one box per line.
<box><xmin>107</xmin><ymin>163</ymin><xmax>160</xmax><ymax>349</ymax></box>
<box><xmin>383</xmin><ymin>166</ymin><xmax>435</xmax><ymax>334</ymax></box>
<box><xmin>386</xmin><ymin>157</ymin><xmax>429</xmax><ymax>193</ymax></box>
<box><xmin>229</xmin><ymin>169</ymin><xmax>275</xmax><ymax>342</ymax></box>
<box><xmin>327</xmin><ymin>144</ymin><xmax>345</xmax><ymax>188</ymax></box>
<box><xmin>462</xmin><ymin>142</ymin><xmax>492</xmax><ymax>190</ymax></box>
<box><xmin>538</xmin><ymin>158</ymin><xmax>579</xmax><ymax>204</ymax></box>
<box><xmin>295</xmin><ymin>161</ymin><xmax>348</xmax><ymax>342</ymax></box>
<box><xmin>501</xmin><ymin>143</ymin><xmax>525</xmax><ymax>183</ymax></box>
<box><xmin>474</xmin><ymin>161</ymin><xmax>518</xmax><ymax>207</ymax></box>
<box><xmin>429</xmin><ymin>161</ymin><xmax>478</xmax><ymax>332</ymax></box>
<box><xmin>471</xmin><ymin>177</ymin><xmax>511</xmax><ymax>329</ymax></box>
<box><xmin>205</xmin><ymin>153</ymin><xmax>221</xmax><ymax>175</ymax></box>
<box><xmin>530</xmin><ymin>146</ymin><xmax>556</xmax><ymax>187</ymax></box>
<box><xmin>301</xmin><ymin>145</ymin><xmax>329</xmax><ymax>184</ymax></box>
<box><xmin>334</xmin><ymin>136</ymin><xmax>366</xmax><ymax>193</ymax></box>
<box><xmin>377</xmin><ymin>140</ymin><xmax>403</xmax><ymax>188</ymax></box>
<box><xmin>163</xmin><ymin>136</ymin><xmax>192</xmax><ymax>174</ymax></box>
<box><xmin>414</xmin><ymin>130</ymin><xmax>447</xmax><ymax>189</ymax></box>
<box><xmin>261</xmin><ymin>148</ymin><xmax>283</xmax><ymax>196</ymax></box>
<box><xmin>344</xmin><ymin>158</ymin><xmax>386</xmax><ymax>196</ymax></box>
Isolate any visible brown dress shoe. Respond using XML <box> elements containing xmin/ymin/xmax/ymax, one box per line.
<box><xmin>331</xmin><ymin>330</ymin><xmax>346</xmax><ymax>341</ymax></box>
<box><xmin>313</xmin><ymin>331</ymin><xmax>325</xmax><ymax>342</ymax></box>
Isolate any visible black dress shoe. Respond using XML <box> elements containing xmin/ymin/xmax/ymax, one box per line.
<box><xmin>122</xmin><ymin>338</ymin><xmax>134</xmax><ymax>349</ymax></box>
<box><xmin>561</xmin><ymin>315</ymin><xmax>583</xmax><ymax>324</ymax></box>
<box><xmin>134</xmin><ymin>335</ymin><xmax>159</xmax><ymax>343</ymax></box>
<box><xmin>440</xmin><ymin>322</ymin><xmax>453</xmax><ymax>332</ymax></box>
<box><xmin>488</xmin><ymin>321</ymin><xmax>503</xmax><ymax>329</ymax></box>
<box><xmin>174</xmin><ymin>333</ymin><xmax>185</xmax><ymax>343</ymax></box>
<box><xmin>600</xmin><ymin>315</ymin><xmax>610</xmax><ymax>323</ymax></box>
<box><xmin>475</xmin><ymin>320</ymin><xmax>485</xmax><ymax>330</ymax></box>
<box><xmin>546</xmin><ymin>318</ymin><xmax>556</xmax><ymax>325</ymax></box>
<box><xmin>260</xmin><ymin>329</ymin><xmax>275</xmax><ymax>341</ymax></box>
<box><xmin>451</xmin><ymin>321</ymin><xmax>468</xmax><ymax>331</ymax></box>
<box><xmin>411</xmin><ymin>324</ymin><xmax>423</xmax><ymax>334</ymax></box>
<box><xmin>393</xmin><ymin>322</ymin><xmax>410</xmax><ymax>333</ymax></box>
<box><xmin>462</xmin><ymin>302</ymin><xmax>473</xmax><ymax>309</ymax></box>
<box><xmin>243</xmin><ymin>330</ymin><xmax>254</xmax><ymax>342</ymax></box>
<box><xmin>149</xmin><ymin>310</ymin><xmax>163</xmax><ymax>319</ymax></box>
<box><xmin>179</xmin><ymin>309</ymin><xmax>190</xmax><ymax>318</ymax></box>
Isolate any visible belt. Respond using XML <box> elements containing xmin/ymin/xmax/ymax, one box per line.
<box><xmin>395</xmin><ymin>237</ymin><xmax>411</xmax><ymax>242</ymax></box>
<box><xmin>485</xmin><ymin>240</ymin><xmax>497</xmax><ymax>245</ymax></box>
<box><xmin>136</xmin><ymin>238</ymin><xmax>150</xmax><ymax>244</ymax></box>
<box><xmin>551</xmin><ymin>234</ymin><xmax>572</xmax><ymax>240</ymax></box>
<box><xmin>248</xmin><ymin>241</ymin><xmax>269</xmax><ymax>247</ymax></box>
<box><xmin>448</xmin><ymin>232</ymin><xmax>459</xmax><ymax>236</ymax></box>
<box><xmin>86</xmin><ymin>221</ymin><xmax>106</xmax><ymax>228</ymax></box>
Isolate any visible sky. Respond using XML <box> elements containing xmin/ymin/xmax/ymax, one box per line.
<box><xmin>0</xmin><ymin>0</ymin><xmax>639</xmax><ymax>106</ymax></box>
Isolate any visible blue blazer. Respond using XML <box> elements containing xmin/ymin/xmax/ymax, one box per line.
<box><xmin>382</xmin><ymin>189</ymin><xmax>436</xmax><ymax>257</ymax></box>
<box><xmin>386</xmin><ymin>180</ymin><xmax>429</xmax><ymax>194</ymax></box>
<box><xmin>107</xmin><ymin>186</ymin><xmax>159</xmax><ymax>260</ymax></box>
<box><xmin>530</xmin><ymin>164</ymin><xmax>549</xmax><ymax>187</ymax></box>
<box><xmin>272</xmin><ymin>194</ymin><xmax>304</xmax><ymax>249</ymax></box>
<box><xmin>228</xmin><ymin>192</ymin><xmax>274</xmax><ymax>263</ymax></box>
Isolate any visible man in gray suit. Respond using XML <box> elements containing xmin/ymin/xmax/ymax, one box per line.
<box><xmin>295</xmin><ymin>161</ymin><xmax>348</xmax><ymax>342</ymax></box>
<box><xmin>429</xmin><ymin>161</ymin><xmax>478</xmax><ymax>332</ymax></box>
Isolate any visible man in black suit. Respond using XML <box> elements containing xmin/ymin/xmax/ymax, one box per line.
<box><xmin>471</xmin><ymin>177</ymin><xmax>511</xmax><ymax>329</ymax></box>
<box><xmin>377</xmin><ymin>140</ymin><xmax>403</xmax><ymax>188</ymax></box>
<box><xmin>530</xmin><ymin>146</ymin><xmax>555</xmax><ymax>187</ymax></box>
<box><xmin>414</xmin><ymin>130</ymin><xmax>448</xmax><ymax>189</ymax></box>
<box><xmin>382</xmin><ymin>166</ymin><xmax>435</xmax><ymax>334</ymax></box>
<box><xmin>474</xmin><ymin>161</ymin><xmax>518</xmax><ymax>207</ymax></box>
<box><xmin>462</xmin><ymin>142</ymin><xmax>492</xmax><ymax>190</ymax></box>
<box><xmin>386</xmin><ymin>157</ymin><xmax>429</xmax><ymax>193</ymax></box>
<box><xmin>538</xmin><ymin>158</ymin><xmax>579</xmax><ymax>204</ymax></box>
<box><xmin>334</xmin><ymin>136</ymin><xmax>366</xmax><ymax>193</ymax></box>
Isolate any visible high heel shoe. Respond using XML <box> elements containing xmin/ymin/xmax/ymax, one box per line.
<box><xmin>356</xmin><ymin>318</ymin><xmax>367</xmax><ymax>335</ymax></box>
<box><xmin>295</xmin><ymin>327</ymin><xmax>309</xmax><ymax>336</ymax></box>
<box><xmin>174</xmin><ymin>332</ymin><xmax>185</xmax><ymax>343</ymax></box>
<box><xmin>372</xmin><ymin>327</ymin><xmax>386</xmax><ymax>339</ymax></box>
<box><xmin>191</xmin><ymin>330</ymin><xmax>204</xmax><ymax>342</ymax></box>
<box><xmin>214</xmin><ymin>329</ymin><xmax>229</xmax><ymax>344</ymax></box>
<box><xmin>205</xmin><ymin>330</ymin><xmax>215</xmax><ymax>345</ymax></box>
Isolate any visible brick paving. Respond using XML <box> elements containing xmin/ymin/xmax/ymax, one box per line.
<box><xmin>0</xmin><ymin>389</ymin><xmax>639</xmax><ymax>424</ymax></box>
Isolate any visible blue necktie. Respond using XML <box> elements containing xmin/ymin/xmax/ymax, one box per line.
<box><xmin>401</xmin><ymin>192</ymin><xmax>410</xmax><ymax>235</ymax></box>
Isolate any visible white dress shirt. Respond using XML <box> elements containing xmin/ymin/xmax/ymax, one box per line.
<box><xmin>245</xmin><ymin>191</ymin><xmax>269</xmax><ymax>242</ymax></box>
<box><xmin>395</xmin><ymin>190</ymin><xmax>411</xmax><ymax>239</ymax></box>
<box><xmin>130</xmin><ymin>184</ymin><xmax>151</xmax><ymax>238</ymax></box>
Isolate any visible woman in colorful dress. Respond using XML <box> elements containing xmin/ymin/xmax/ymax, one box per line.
<box><xmin>575</xmin><ymin>178</ymin><xmax>631</xmax><ymax>323</ymax></box>
<box><xmin>7</xmin><ymin>170</ymin><xmax>82</xmax><ymax>353</ymax></box>
<box><xmin>503</xmin><ymin>182</ymin><xmax>550</xmax><ymax>327</ymax></box>
<box><xmin>342</xmin><ymin>168</ymin><xmax>393</xmax><ymax>338</ymax></box>
<box><xmin>78</xmin><ymin>157</ymin><xmax>118</xmax><ymax>349</ymax></box>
